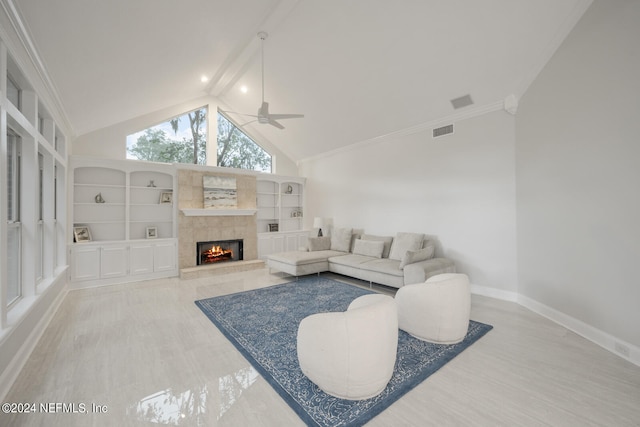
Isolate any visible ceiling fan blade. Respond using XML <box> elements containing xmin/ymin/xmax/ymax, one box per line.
<box><xmin>220</xmin><ymin>109</ymin><xmax>258</xmax><ymax>118</ymax></box>
<box><xmin>240</xmin><ymin>119</ymin><xmax>259</xmax><ymax>127</ymax></box>
<box><xmin>268</xmin><ymin>119</ymin><xmax>285</xmax><ymax>129</ymax></box>
<box><xmin>269</xmin><ymin>113</ymin><xmax>304</xmax><ymax>120</ymax></box>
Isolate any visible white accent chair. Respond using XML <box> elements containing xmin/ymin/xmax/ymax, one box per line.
<box><xmin>395</xmin><ymin>273</ymin><xmax>471</xmax><ymax>344</ymax></box>
<box><xmin>297</xmin><ymin>294</ymin><xmax>398</xmax><ymax>400</ymax></box>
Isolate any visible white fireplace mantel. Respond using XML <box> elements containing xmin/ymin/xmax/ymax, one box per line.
<box><xmin>180</xmin><ymin>208</ymin><xmax>257</xmax><ymax>217</ymax></box>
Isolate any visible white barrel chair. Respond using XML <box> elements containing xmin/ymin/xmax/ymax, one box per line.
<box><xmin>395</xmin><ymin>273</ymin><xmax>471</xmax><ymax>344</ymax></box>
<box><xmin>296</xmin><ymin>293</ymin><xmax>398</xmax><ymax>400</ymax></box>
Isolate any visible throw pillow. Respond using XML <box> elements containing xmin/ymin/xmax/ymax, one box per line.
<box><xmin>361</xmin><ymin>234</ymin><xmax>394</xmax><ymax>258</ymax></box>
<box><xmin>388</xmin><ymin>232</ymin><xmax>425</xmax><ymax>261</ymax></box>
<box><xmin>399</xmin><ymin>246</ymin><xmax>435</xmax><ymax>269</ymax></box>
<box><xmin>331</xmin><ymin>228</ymin><xmax>353</xmax><ymax>252</ymax></box>
<box><xmin>308</xmin><ymin>236</ymin><xmax>331</xmax><ymax>251</ymax></box>
<box><xmin>350</xmin><ymin>228</ymin><xmax>364</xmax><ymax>252</ymax></box>
<box><xmin>352</xmin><ymin>239</ymin><xmax>385</xmax><ymax>258</ymax></box>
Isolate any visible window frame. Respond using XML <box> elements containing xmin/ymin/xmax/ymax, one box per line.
<box><xmin>216</xmin><ymin>110</ymin><xmax>273</xmax><ymax>173</ymax></box>
<box><xmin>6</xmin><ymin>129</ymin><xmax>22</xmax><ymax>307</ymax></box>
<box><xmin>126</xmin><ymin>106</ymin><xmax>208</xmax><ymax>165</ymax></box>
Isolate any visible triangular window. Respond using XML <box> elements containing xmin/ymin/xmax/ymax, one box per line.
<box><xmin>127</xmin><ymin>107</ymin><xmax>207</xmax><ymax>164</ymax></box>
<box><xmin>217</xmin><ymin>112</ymin><xmax>272</xmax><ymax>172</ymax></box>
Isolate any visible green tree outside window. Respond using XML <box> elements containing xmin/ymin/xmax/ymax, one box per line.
<box><xmin>127</xmin><ymin>107</ymin><xmax>207</xmax><ymax>165</ymax></box>
<box><xmin>126</xmin><ymin>108</ymin><xmax>272</xmax><ymax>173</ymax></box>
<box><xmin>217</xmin><ymin>112</ymin><xmax>271</xmax><ymax>172</ymax></box>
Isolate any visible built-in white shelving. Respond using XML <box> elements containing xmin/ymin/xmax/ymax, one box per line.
<box><xmin>256</xmin><ymin>176</ymin><xmax>304</xmax><ymax>233</ymax></box>
<box><xmin>70</xmin><ymin>157</ymin><xmax>178</xmax><ymax>287</ymax></box>
<box><xmin>256</xmin><ymin>175</ymin><xmax>307</xmax><ymax>259</ymax></box>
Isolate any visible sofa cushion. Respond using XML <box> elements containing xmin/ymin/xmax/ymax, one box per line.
<box><xmin>361</xmin><ymin>234</ymin><xmax>394</xmax><ymax>258</ymax></box>
<box><xmin>331</xmin><ymin>228</ymin><xmax>353</xmax><ymax>252</ymax></box>
<box><xmin>308</xmin><ymin>236</ymin><xmax>331</xmax><ymax>251</ymax></box>
<box><xmin>388</xmin><ymin>232</ymin><xmax>424</xmax><ymax>261</ymax></box>
<box><xmin>329</xmin><ymin>253</ymin><xmax>378</xmax><ymax>268</ymax></box>
<box><xmin>268</xmin><ymin>250</ymin><xmax>347</xmax><ymax>266</ymax></box>
<box><xmin>358</xmin><ymin>258</ymin><xmax>404</xmax><ymax>277</ymax></box>
<box><xmin>399</xmin><ymin>246</ymin><xmax>435</xmax><ymax>269</ymax></box>
<box><xmin>352</xmin><ymin>239</ymin><xmax>385</xmax><ymax>258</ymax></box>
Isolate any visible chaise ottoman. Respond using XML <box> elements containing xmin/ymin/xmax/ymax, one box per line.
<box><xmin>267</xmin><ymin>249</ymin><xmax>347</xmax><ymax>277</ymax></box>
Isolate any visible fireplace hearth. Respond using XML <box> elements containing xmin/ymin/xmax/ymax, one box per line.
<box><xmin>197</xmin><ymin>239</ymin><xmax>243</xmax><ymax>265</ymax></box>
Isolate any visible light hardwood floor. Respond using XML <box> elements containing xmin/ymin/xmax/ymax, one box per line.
<box><xmin>2</xmin><ymin>269</ymin><xmax>639</xmax><ymax>426</ymax></box>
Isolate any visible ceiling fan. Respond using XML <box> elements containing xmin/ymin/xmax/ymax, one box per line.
<box><xmin>230</xmin><ymin>31</ymin><xmax>304</xmax><ymax>130</ymax></box>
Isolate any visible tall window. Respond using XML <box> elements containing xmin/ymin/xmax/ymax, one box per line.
<box><xmin>6</xmin><ymin>131</ymin><xmax>22</xmax><ymax>305</ymax></box>
<box><xmin>127</xmin><ymin>107</ymin><xmax>207</xmax><ymax>164</ymax></box>
<box><xmin>36</xmin><ymin>152</ymin><xmax>44</xmax><ymax>282</ymax></box>
<box><xmin>53</xmin><ymin>164</ymin><xmax>58</xmax><ymax>269</ymax></box>
<box><xmin>217</xmin><ymin>112</ymin><xmax>272</xmax><ymax>172</ymax></box>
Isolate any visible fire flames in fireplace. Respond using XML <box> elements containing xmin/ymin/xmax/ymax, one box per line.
<box><xmin>201</xmin><ymin>245</ymin><xmax>233</xmax><ymax>264</ymax></box>
<box><xmin>197</xmin><ymin>239</ymin><xmax>243</xmax><ymax>266</ymax></box>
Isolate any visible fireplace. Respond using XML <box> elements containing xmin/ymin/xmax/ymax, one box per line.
<box><xmin>197</xmin><ymin>239</ymin><xmax>243</xmax><ymax>265</ymax></box>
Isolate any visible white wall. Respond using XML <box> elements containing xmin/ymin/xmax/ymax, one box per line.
<box><xmin>516</xmin><ymin>0</ymin><xmax>640</xmax><ymax>349</ymax></box>
<box><xmin>72</xmin><ymin>95</ymin><xmax>299</xmax><ymax>176</ymax></box>
<box><xmin>299</xmin><ymin>110</ymin><xmax>518</xmax><ymax>293</ymax></box>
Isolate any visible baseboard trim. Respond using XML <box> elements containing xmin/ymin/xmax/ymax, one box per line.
<box><xmin>471</xmin><ymin>283</ymin><xmax>519</xmax><ymax>303</ymax></box>
<box><xmin>517</xmin><ymin>294</ymin><xmax>639</xmax><ymax>367</ymax></box>
<box><xmin>0</xmin><ymin>278</ymin><xmax>69</xmax><ymax>402</ymax></box>
<box><xmin>471</xmin><ymin>282</ymin><xmax>638</xmax><ymax>366</ymax></box>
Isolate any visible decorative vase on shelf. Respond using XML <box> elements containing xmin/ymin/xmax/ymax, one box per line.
<box><xmin>95</xmin><ymin>193</ymin><xmax>105</xmax><ymax>203</ymax></box>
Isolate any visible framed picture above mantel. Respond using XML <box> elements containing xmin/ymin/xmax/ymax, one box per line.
<box><xmin>203</xmin><ymin>176</ymin><xmax>237</xmax><ymax>209</ymax></box>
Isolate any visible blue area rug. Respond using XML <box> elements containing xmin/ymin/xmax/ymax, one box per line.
<box><xmin>195</xmin><ymin>277</ymin><xmax>492</xmax><ymax>427</ymax></box>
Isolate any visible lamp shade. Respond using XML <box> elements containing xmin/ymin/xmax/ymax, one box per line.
<box><xmin>313</xmin><ymin>217</ymin><xmax>325</xmax><ymax>229</ymax></box>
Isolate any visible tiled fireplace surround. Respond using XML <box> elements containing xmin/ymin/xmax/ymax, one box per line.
<box><xmin>178</xmin><ymin>169</ymin><xmax>259</xmax><ymax>273</ymax></box>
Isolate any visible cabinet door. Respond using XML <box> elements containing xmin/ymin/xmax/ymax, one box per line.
<box><xmin>72</xmin><ymin>246</ymin><xmax>100</xmax><ymax>281</ymax></box>
<box><xmin>100</xmin><ymin>245</ymin><xmax>128</xmax><ymax>278</ymax></box>
<box><xmin>297</xmin><ymin>233</ymin><xmax>309</xmax><ymax>250</ymax></box>
<box><xmin>154</xmin><ymin>240</ymin><xmax>176</xmax><ymax>272</ymax></box>
<box><xmin>272</xmin><ymin>235</ymin><xmax>285</xmax><ymax>254</ymax></box>
<box><xmin>285</xmin><ymin>233</ymin><xmax>301</xmax><ymax>252</ymax></box>
<box><xmin>258</xmin><ymin>235</ymin><xmax>274</xmax><ymax>259</ymax></box>
<box><xmin>130</xmin><ymin>243</ymin><xmax>154</xmax><ymax>275</ymax></box>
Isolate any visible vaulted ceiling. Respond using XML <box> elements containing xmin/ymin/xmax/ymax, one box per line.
<box><xmin>13</xmin><ymin>0</ymin><xmax>591</xmax><ymax>162</ymax></box>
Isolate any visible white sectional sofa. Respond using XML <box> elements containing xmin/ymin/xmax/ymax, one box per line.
<box><xmin>266</xmin><ymin>228</ymin><xmax>456</xmax><ymax>288</ymax></box>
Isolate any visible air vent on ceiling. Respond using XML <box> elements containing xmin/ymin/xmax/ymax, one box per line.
<box><xmin>433</xmin><ymin>124</ymin><xmax>454</xmax><ymax>138</ymax></box>
<box><xmin>450</xmin><ymin>94</ymin><xmax>474</xmax><ymax>110</ymax></box>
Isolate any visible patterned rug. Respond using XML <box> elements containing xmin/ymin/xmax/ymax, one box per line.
<box><xmin>195</xmin><ymin>277</ymin><xmax>492</xmax><ymax>427</ymax></box>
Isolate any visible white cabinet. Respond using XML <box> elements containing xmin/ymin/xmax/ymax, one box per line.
<box><xmin>130</xmin><ymin>242</ymin><xmax>154</xmax><ymax>275</ymax></box>
<box><xmin>70</xmin><ymin>242</ymin><xmax>128</xmax><ymax>282</ymax></box>
<box><xmin>100</xmin><ymin>244</ymin><xmax>128</xmax><ymax>279</ymax></box>
<box><xmin>154</xmin><ymin>240</ymin><xmax>177</xmax><ymax>272</ymax></box>
<box><xmin>256</xmin><ymin>175</ymin><xmax>308</xmax><ymax>259</ymax></box>
<box><xmin>130</xmin><ymin>239</ymin><xmax>177</xmax><ymax>276</ymax></box>
<box><xmin>71</xmin><ymin>239</ymin><xmax>177</xmax><ymax>287</ymax></box>
<box><xmin>70</xmin><ymin>157</ymin><xmax>178</xmax><ymax>287</ymax></box>
<box><xmin>71</xmin><ymin>245</ymin><xmax>100</xmax><ymax>281</ymax></box>
<box><xmin>257</xmin><ymin>230</ymin><xmax>309</xmax><ymax>260</ymax></box>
